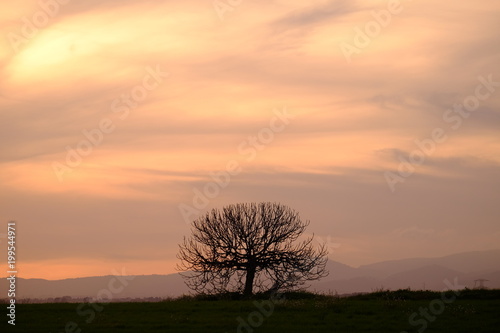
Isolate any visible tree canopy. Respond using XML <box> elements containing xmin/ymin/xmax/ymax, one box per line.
<box><xmin>177</xmin><ymin>202</ymin><xmax>328</xmax><ymax>296</ymax></box>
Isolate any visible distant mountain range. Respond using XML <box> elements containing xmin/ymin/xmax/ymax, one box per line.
<box><xmin>2</xmin><ymin>249</ymin><xmax>499</xmax><ymax>299</ymax></box>
<box><xmin>311</xmin><ymin>249</ymin><xmax>500</xmax><ymax>294</ymax></box>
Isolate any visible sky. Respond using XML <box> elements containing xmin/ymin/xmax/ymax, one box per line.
<box><xmin>0</xmin><ymin>0</ymin><xmax>499</xmax><ymax>280</ymax></box>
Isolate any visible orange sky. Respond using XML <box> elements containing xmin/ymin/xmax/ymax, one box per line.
<box><xmin>1</xmin><ymin>0</ymin><xmax>499</xmax><ymax>280</ymax></box>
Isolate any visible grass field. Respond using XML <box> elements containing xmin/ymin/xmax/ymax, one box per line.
<box><xmin>4</xmin><ymin>289</ymin><xmax>500</xmax><ymax>333</ymax></box>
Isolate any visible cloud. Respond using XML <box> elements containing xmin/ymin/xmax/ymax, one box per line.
<box><xmin>272</xmin><ymin>0</ymin><xmax>360</xmax><ymax>28</ymax></box>
<box><xmin>0</xmin><ymin>0</ymin><xmax>499</xmax><ymax>279</ymax></box>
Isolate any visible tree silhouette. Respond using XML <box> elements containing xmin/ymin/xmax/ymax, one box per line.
<box><xmin>177</xmin><ymin>202</ymin><xmax>328</xmax><ymax>296</ymax></box>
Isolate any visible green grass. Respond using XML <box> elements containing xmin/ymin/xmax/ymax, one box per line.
<box><xmin>3</xmin><ymin>289</ymin><xmax>500</xmax><ymax>333</ymax></box>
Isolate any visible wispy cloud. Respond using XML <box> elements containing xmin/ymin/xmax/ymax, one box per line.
<box><xmin>0</xmin><ymin>0</ymin><xmax>499</xmax><ymax>279</ymax></box>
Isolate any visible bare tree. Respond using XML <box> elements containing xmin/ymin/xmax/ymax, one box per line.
<box><xmin>177</xmin><ymin>202</ymin><xmax>328</xmax><ymax>296</ymax></box>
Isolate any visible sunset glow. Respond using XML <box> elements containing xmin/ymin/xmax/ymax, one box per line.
<box><xmin>1</xmin><ymin>0</ymin><xmax>499</xmax><ymax>280</ymax></box>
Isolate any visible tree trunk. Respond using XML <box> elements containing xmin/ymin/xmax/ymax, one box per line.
<box><xmin>244</xmin><ymin>266</ymin><xmax>256</xmax><ymax>296</ymax></box>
